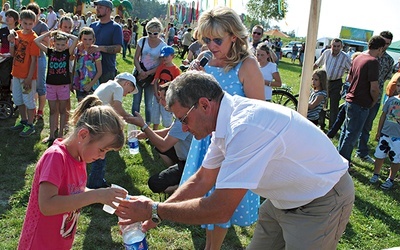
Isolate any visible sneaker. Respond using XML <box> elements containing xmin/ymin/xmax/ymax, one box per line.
<box><xmin>19</xmin><ymin>125</ymin><xmax>36</xmax><ymax>137</ymax></box>
<box><xmin>357</xmin><ymin>155</ymin><xmax>375</xmax><ymax>164</ymax></box>
<box><xmin>380</xmin><ymin>179</ymin><xmax>394</xmax><ymax>190</ymax></box>
<box><xmin>369</xmin><ymin>174</ymin><xmax>380</xmax><ymax>183</ymax></box>
<box><xmin>10</xmin><ymin>121</ymin><xmax>27</xmax><ymax>131</ymax></box>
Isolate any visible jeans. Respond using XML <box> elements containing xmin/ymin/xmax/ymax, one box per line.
<box><xmin>338</xmin><ymin>102</ymin><xmax>370</xmax><ymax>162</ymax></box>
<box><xmin>122</xmin><ymin>40</ymin><xmax>130</xmax><ymax>58</ymax></box>
<box><xmin>36</xmin><ymin>56</ymin><xmax>47</xmax><ymax>96</ymax></box>
<box><xmin>327</xmin><ymin>103</ymin><xmax>346</xmax><ymax>138</ymax></box>
<box><xmin>131</xmin><ymin>83</ymin><xmax>154</xmax><ymax>123</ymax></box>
<box><xmin>99</xmin><ymin>70</ymin><xmax>116</xmax><ymax>84</ymax></box>
<box><xmin>328</xmin><ymin>79</ymin><xmax>343</xmax><ymax>129</ymax></box>
<box><xmin>356</xmin><ymin>101</ymin><xmax>380</xmax><ymax>157</ymax></box>
<box><xmin>87</xmin><ymin>158</ymin><xmax>107</xmax><ymax>188</ymax></box>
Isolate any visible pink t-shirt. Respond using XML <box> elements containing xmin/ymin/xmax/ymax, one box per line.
<box><xmin>18</xmin><ymin>139</ymin><xmax>87</xmax><ymax>250</ymax></box>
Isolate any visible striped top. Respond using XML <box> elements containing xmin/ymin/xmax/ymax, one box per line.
<box><xmin>315</xmin><ymin>50</ymin><xmax>351</xmax><ymax>81</ymax></box>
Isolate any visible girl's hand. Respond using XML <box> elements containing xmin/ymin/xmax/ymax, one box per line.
<box><xmin>98</xmin><ymin>187</ymin><xmax>128</xmax><ymax>208</ymax></box>
<box><xmin>189</xmin><ymin>59</ymin><xmax>204</xmax><ymax>71</ymax></box>
<box><xmin>83</xmin><ymin>83</ymin><xmax>93</xmax><ymax>92</ymax></box>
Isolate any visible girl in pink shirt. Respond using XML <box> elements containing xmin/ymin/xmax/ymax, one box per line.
<box><xmin>18</xmin><ymin>95</ymin><xmax>127</xmax><ymax>250</ymax></box>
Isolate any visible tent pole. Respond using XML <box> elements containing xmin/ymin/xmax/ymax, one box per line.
<box><xmin>297</xmin><ymin>0</ymin><xmax>322</xmax><ymax>117</ymax></box>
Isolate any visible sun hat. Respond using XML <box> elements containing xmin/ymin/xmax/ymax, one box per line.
<box><xmin>115</xmin><ymin>72</ymin><xmax>138</xmax><ymax>94</ymax></box>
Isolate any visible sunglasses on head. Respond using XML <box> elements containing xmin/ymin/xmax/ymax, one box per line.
<box><xmin>147</xmin><ymin>31</ymin><xmax>159</xmax><ymax>36</ymax></box>
<box><xmin>253</xmin><ymin>32</ymin><xmax>262</xmax><ymax>36</ymax></box>
<box><xmin>202</xmin><ymin>37</ymin><xmax>225</xmax><ymax>46</ymax></box>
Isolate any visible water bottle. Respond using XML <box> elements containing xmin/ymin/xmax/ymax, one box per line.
<box><xmin>119</xmin><ymin>219</ymin><xmax>148</xmax><ymax>250</ymax></box>
<box><xmin>127</xmin><ymin>124</ymin><xmax>139</xmax><ymax>154</ymax></box>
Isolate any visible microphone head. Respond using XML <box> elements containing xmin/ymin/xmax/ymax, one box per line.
<box><xmin>199</xmin><ymin>51</ymin><xmax>213</xmax><ymax>67</ymax></box>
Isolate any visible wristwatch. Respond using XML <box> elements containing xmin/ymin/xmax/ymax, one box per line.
<box><xmin>141</xmin><ymin>123</ymin><xmax>149</xmax><ymax>132</ymax></box>
<box><xmin>151</xmin><ymin>202</ymin><xmax>161</xmax><ymax>224</ymax></box>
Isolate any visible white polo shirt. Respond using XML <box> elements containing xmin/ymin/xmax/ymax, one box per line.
<box><xmin>202</xmin><ymin>93</ymin><xmax>348</xmax><ymax>209</ymax></box>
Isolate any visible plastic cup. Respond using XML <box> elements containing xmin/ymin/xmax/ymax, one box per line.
<box><xmin>103</xmin><ymin>184</ymin><xmax>128</xmax><ymax>214</ymax></box>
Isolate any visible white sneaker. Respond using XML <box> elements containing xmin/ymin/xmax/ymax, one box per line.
<box><xmin>369</xmin><ymin>174</ymin><xmax>379</xmax><ymax>183</ymax></box>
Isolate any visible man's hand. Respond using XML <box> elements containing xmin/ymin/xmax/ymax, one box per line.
<box><xmin>86</xmin><ymin>44</ymin><xmax>100</xmax><ymax>54</ymax></box>
<box><xmin>115</xmin><ymin>195</ymin><xmax>153</xmax><ymax>224</ymax></box>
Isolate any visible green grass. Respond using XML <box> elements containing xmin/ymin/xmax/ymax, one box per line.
<box><xmin>0</xmin><ymin>52</ymin><xmax>399</xmax><ymax>250</ymax></box>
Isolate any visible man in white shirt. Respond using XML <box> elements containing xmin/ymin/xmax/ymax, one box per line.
<box><xmin>314</xmin><ymin>38</ymin><xmax>351</xmax><ymax>129</ymax></box>
<box><xmin>116</xmin><ymin>71</ymin><xmax>355</xmax><ymax>249</ymax></box>
<box><xmin>46</xmin><ymin>5</ymin><xmax>57</xmax><ymax>30</ymax></box>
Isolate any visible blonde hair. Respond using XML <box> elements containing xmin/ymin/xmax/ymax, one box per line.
<box><xmin>196</xmin><ymin>6</ymin><xmax>251</xmax><ymax>72</ymax></box>
<box><xmin>69</xmin><ymin>95</ymin><xmax>125</xmax><ymax>150</ymax></box>
<box><xmin>146</xmin><ymin>17</ymin><xmax>163</xmax><ymax>33</ymax></box>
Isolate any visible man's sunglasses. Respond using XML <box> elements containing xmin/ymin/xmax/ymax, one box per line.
<box><xmin>253</xmin><ymin>32</ymin><xmax>262</xmax><ymax>36</ymax></box>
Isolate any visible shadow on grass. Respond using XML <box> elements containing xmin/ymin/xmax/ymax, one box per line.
<box><xmin>0</xmin><ymin>116</ymin><xmax>44</xmax><ymax>216</ymax></box>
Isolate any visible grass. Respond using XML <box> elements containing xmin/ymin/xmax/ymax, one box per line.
<box><xmin>0</xmin><ymin>51</ymin><xmax>399</xmax><ymax>250</ymax></box>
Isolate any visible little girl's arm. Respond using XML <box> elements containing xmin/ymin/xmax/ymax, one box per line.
<box><xmin>67</xmin><ymin>33</ymin><xmax>79</xmax><ymax>55</ymax></box>
<box><xmin>308</xmin><ymin>94</ymin><xmax>325</xmax><ymax>110</ymax></box>
<box><xmin>34</xmin><ymin>30</ymin><xmax>51</xmax><ymax>52</ymax></box>
<box><xmin>38</xmin><ymin>181</ymin><xmax>127</xmax><ymax>216</ymax></box>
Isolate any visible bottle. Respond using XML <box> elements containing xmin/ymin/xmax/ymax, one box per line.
<box><xmin>127</xmin><ymin>124</ymin><xmax>139</xmax><ymax>154</ymax></box>
<box><xmin>119</xmin><ymin>218</ymin><xmax>148</xmax><ymax>250</ymax></box>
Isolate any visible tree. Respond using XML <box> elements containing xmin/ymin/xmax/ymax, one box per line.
<box><xmin>246</xmin><ymin>0</ymin><xmax>287</xmax><ymax>22</ymax></box>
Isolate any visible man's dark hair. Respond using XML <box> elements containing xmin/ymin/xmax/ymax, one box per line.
<box><xmin>368</xmin><ymin>36</ymin><xmax>386</xmax><ymax>50</ymax></box>
<box><xmin>380</xmin><ymin>31</ymin><xmax>393</xmax><ymax>41</ymax></box>
<box><xmin>26</xmin><ymin>2</ymin><xmax>40</xmax><ymax>15</ymax></box>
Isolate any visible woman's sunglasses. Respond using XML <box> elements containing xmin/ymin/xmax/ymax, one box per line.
<box><xmin>147</xmin><ymin>31</ymin><xmax>159</xmax><ymax>36</ymax></box>
<box><xmin>202</xmin><ymin>37</ymin><xmax>224</xmax><ymax>46</ymax></box>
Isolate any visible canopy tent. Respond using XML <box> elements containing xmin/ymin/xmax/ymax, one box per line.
<box><xmin>264</xmin><ymin>29</ymin><xmax>289</xmax><ymax>38</ymax></box>
<box><xmin>388</xmin><ymin>40</ymin><xmax>400</xmax><ymax>53</ymax></box>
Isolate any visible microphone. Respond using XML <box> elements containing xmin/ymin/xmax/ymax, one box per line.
<box><xmin>199</xmin><ymin>51</ymin><xmax>213</xmax><ymax>67</ymax></box>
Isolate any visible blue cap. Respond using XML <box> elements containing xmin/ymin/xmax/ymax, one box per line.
<box><xmin>94</xmin><ymin>0</ymin><xmax>113</xmax><ymax>9</ymax></box>
<box><xmin>160</xmin><ymin>46</ymin><xmax>175</xmax><ymax>57</ymax></box>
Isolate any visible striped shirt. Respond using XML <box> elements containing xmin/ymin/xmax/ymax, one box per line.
<box><xmin>315</xmin><ymin>50</ymin><xmax>351</xmax><ymax>81</ymax></box>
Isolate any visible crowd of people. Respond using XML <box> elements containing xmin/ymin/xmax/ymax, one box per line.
<box><xmin>2</xmin><ymin>0</ymin><xmax>398</xmax><ymax>249</ymax></box>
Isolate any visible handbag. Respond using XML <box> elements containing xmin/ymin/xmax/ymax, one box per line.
<box><xmin>133</xmin><ymin>38</ymin><xmax>154</xmax><ymax>88</ymax></box>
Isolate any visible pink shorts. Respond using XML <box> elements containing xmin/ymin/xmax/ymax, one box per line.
<box><xmin>46</xmin><ymin>84</ymin><xmax>70</xmax><ymax>101</ymax></box>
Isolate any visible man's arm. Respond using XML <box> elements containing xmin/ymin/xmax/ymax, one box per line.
<box><xmin>116</xmin><ymin>166</ymin><xmax>248</xmax><ymax>225</ymax></box>
<box><xmin>370</xmin><ymin>80</ymin><xmax>380</xmax><ymax>106</ymax></box>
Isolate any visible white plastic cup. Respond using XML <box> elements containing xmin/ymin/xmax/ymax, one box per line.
<box><xmin>103</xmin><ymin>184</ymin><xmax>128</xmax><ymax>214</ymax></box>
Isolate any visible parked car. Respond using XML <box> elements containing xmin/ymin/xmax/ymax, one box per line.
<box><xmin>282</xmin><ymin>41</ymin><xmax>302</xmax><ymax>58</ymax></box>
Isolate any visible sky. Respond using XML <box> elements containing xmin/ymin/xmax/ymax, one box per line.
<box><xmin>232</xmin><ymin>0</ymin><xmax>400</xmax><ymax>41</ymax></box>
<box><xmin>163</xmin><ymin>0</ymin><xmax>400</xmax><ymax>42</ymax></box>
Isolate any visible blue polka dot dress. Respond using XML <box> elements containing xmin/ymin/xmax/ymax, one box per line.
<box><xmin>179</xmin><ymin>61</ymin><xmax>260</xmax><ymax>230</ymax></box>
